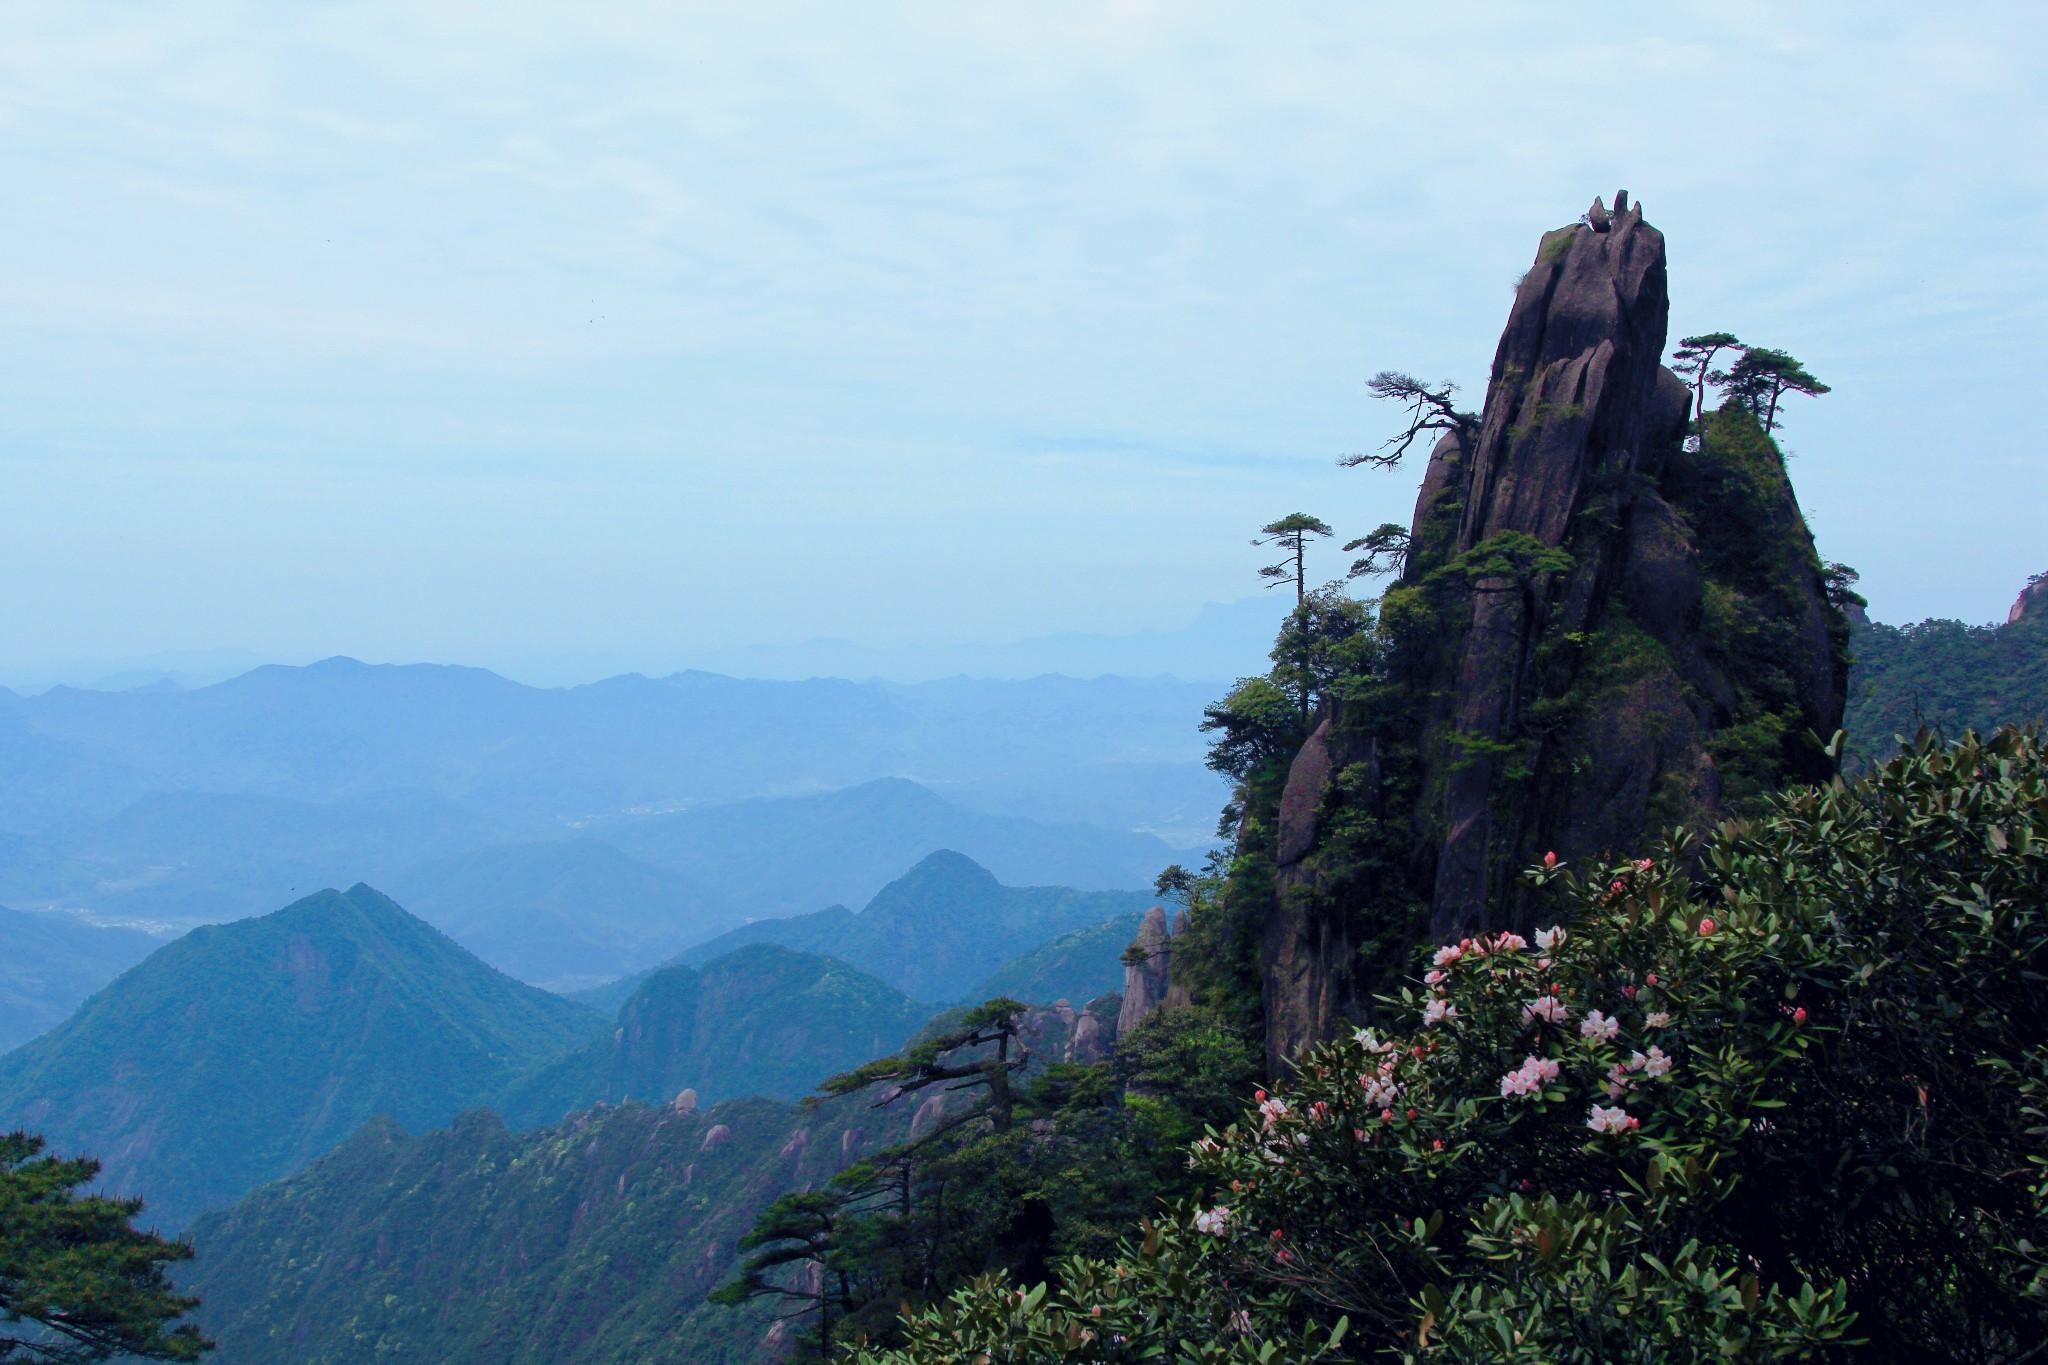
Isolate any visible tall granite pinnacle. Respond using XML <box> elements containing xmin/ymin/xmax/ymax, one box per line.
<box><xmin>1260</xmin><ymin>197</ymin><xmax>1848</xmax><ymax>1067</ymax></box>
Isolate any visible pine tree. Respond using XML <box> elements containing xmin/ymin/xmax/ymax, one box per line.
<box><xmin>0</xmin><ymin>1132</ymin><xmax>211</xmax><ymax>1363</ymax></box>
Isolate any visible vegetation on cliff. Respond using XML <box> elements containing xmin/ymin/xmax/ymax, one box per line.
<box><xmin>864</xmin><ymin>727</ymin><xmax>2048</xmax><ymax>1362</ymax></box>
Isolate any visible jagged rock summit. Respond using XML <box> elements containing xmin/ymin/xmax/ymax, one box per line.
<box><xmin>2010</xmin><ymin>574</ymin><xmax>2048</xmax><ymax>625</ymax></box>
<box><xmin>1259</xmin><ymin>197</ymin><xmax>1849</xmax><ymax>1066</ymax></box>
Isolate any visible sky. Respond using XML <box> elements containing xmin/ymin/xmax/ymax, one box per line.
<box><xmin>2</xmin><ymin>1</ymin><xmax>2043</xmax><ymax>679</ymax></box>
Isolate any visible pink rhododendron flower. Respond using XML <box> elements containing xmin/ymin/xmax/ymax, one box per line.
<box><xmin>1193</xmin><ymin>1206</ymin><xmax>1231</xmax><ymax>1236</ymax></box>
<box><xmin>1523</xmin><ymin>996</ymin><xmax>1569</xmax><ymax>1026</ymax></box>
<box><xmin>1535</xmin><ymin>925</ymin><xmax>1567</xmax><ymax>951</ymax></box>
<box><xmin>1493</xmin><ymin>931</ymin><xmax>1528</xmax><ymax>952</ymax></box>
<box><xmin>1646</xmin><ymin>1011</ymin><xmax>1671</xmax><ymax>1028</ymax></box>
<box><xmin>1580</xmin><ymin>1009</ymin><xmax>1620</xmax><ymax>1042</ymax></box>
<box><xmin>1500</xmin><ymin>1054</ymin><xmax>1561</xmax><ymax>1099</ymax></box>
<box><xmin>1586</xmin><ymin>1104</ymin><xmax>1633</xmax><ymax>1134</ymax></box>
<box><xmin>1423</xmin><ymin>999</ymin><xmax>1459</xmax><ymax>1026</ymax></box>
<box><xmin>1432</xmin><ymin>944</ymin><xmax>1463</xmax><ymax>968</ymax></box>
<box><xmin>1424</xmin><ymin>968</ymin><xmax>1445</xmax><ymax>985</ymax></box>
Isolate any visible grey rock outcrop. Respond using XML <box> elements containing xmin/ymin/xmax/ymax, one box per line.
<box><xmin>1116</xmin><ymin>907</ymin><xmax>1173</xmax><ymax>1035</ymax></box>
<box><xmin>2009</xmin><ymin>575</ymin><xmax>2048</xmax><ymax>625</ymax></box>
<box><xmin>1064</xmin><ymin>994</ymin><xmax>1120</xmax><ymax>1065</ymax></box>
<box><xmin>1261</xmin><ymin>198</ymin><xmax>1847</xmax><ymax>1068</ymax></box>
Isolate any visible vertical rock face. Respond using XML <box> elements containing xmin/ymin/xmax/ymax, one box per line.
<box><xmin>1116</xmin><ymin>906</ymin><xmax>1173</xmax><ymax>1036</ymax></box>
<box><xmin>1262</xmin><ymin>198</ymin><xmax>1848</xmax><ymax>1068</ymax></box>
<box><xmin>2010</xmin><ymin>576</ymin><xmax>2048</xmax><ymax>625</ymax></box>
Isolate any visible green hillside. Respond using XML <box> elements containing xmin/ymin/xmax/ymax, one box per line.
<box><xmin>0</xmin><ymin>884</ymin><xmax>600</xmax><ymax>1228</ymax></box>
<box><xmin>496</xmin><ymin>944</ymin><xmax>928</xmax><ymax>1128</ymax></box>
<box><xmin>968</xmin><ymin>912</ymin><xmax>1144</xmax><ymax>1007</ymax></box>
<box><xmin>1844</xmin><ymin>609</ymin><xmax>2048</xmax><ymax>764</ymax></box>
<box><xmin>182</xmin><ymin>1097</ymin><xmax>867</xmax><ymax>1363</ymax></box>
<box><xmin>676</xmin><ymin>850</ymin><xmax>1153</xmax><ymax>1002</ymax></box>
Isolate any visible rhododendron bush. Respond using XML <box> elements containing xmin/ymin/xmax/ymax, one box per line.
<box><xmin>859</xmin><ymin>730</ymin><xmax>2047</xmax><ymax>1361</ymax></box>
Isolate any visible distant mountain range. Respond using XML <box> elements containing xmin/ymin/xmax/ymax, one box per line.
<box><xmin>180</xmin><ymin>1000</ymin><xmax>1110</xmax><ymax>1363</ymax></box>
<box><xmin>0</xmin><ymin>657</ymin><xmax>1223</xmax><ymax>840</ymax></box>
<box><xmin>0</xmin><ymin>884</ymin><xmax>601</xmax><ymax>1228</ymax></box>
<box><xmin>0</xmin><ymin>662</ymin><xmax>1219</xmax><ymax>986</ymax></box>
<box><xmin>0</xmin><ymin>596</ymin><xmax>1293</xmax><ymax>693</ymax></box>
<box><xmin>670</xmin><ymin>849</ymin><xmax>1154</xmax><ymax>1003</ymax></box>
<box><xmin>495</xmin><ymin>945</ymin><xmax>929</xmax><ymax>1129</ymax></box>
<box><xmin>0</xmin><ymin>857</ymin><xmax>1146</xmax><ymax>1228</ymax></box>
<box><xmin>0</xmin><ymin>903</ymin><xmax>159</xmax><ymax>1052</ymax></box>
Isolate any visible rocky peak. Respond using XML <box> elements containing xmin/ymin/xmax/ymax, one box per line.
<box><xmin>1260</xmin><ymin>197</ymin><xmax>1848</xmax><ymax>1068</ymax></box>
<box><xmin>2010</xmin><ymin>574</ymin><xmax>2048</xmax><ymax>625</ymax></box>
<box><xmin>1115</xmin><ymin>906</ymin><xmax>1173</xmax><ymax>1035</ymax></box>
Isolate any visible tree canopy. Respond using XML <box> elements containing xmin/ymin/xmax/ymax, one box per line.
<box><xmin>0</xmin><ymin>1132</ymin><xmax>210</xmax><ymax>1363</ymax></box>
<box><xmin>1253</xmin><ymin>514</ymin><xmax>1334</xmax><ymax>604</ymax></box>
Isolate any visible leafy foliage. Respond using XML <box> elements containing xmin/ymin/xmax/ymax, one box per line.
<box><xmin>0</xmin><ymin>1132</ymin><xmax>209</xmax><ymax>1363</ymax></box>
<box><xmin>854</xmin><ymin>728</ymin><xmax>2048</xmax><ymax>1361</ymax></box>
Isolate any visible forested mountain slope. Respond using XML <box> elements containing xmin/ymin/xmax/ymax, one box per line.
<box><xmin>1844</xmin><ymin>599</ymin><xmax>2047</xmax><ymax>763</ymax></box>
<box><xmin>0</xmin><ymin>884</ymin><xmax>600</xmax><ymax>1228</ymax></box>
<box><xmin>494</xmin><ymin>945</ymin><xmax>929</xmax><ymax>1128</ymax></box>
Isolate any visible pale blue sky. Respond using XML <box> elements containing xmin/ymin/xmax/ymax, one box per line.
<box><xmin>3</xmin><ymin>2</ymin><xmax>2042</xmax><ymax>676</ymax></box>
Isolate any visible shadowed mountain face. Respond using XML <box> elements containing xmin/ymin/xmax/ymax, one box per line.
<box><xmin>674</xmin><ymin>850</ymin><xmax>1155</xmax><ymax>1002</ymax></box>
<box><xmin>495</xmin><ymin>944</ymin><xmax>929</xmax><ymax>1129</ymax></box>
<box><xmin>0</xmin><ymin>904</ymin><xmax>159</xmax><ymax>1052</ymax></box>
<box><xmin>0</xmin><ymin>884</ymin><xmax>600</xmax><ymax>1228</ymax></box>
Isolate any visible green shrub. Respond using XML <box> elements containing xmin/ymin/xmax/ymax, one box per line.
<box><xmin>858</xmin><ymin>729</ymin><xmax>2048</xmax><ymax>1361</ymax></box>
